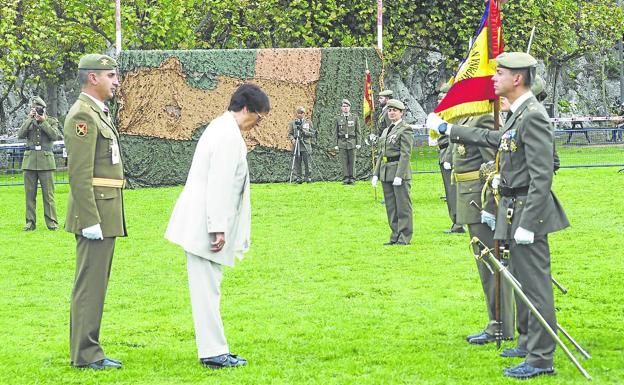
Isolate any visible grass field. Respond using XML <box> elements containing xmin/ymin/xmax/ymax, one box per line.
<box><xmin>0</xmin><ymin>168</ymin><xmax>623</xmax><ymax>385</ymax></box>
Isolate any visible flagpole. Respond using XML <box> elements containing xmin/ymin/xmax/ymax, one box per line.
<box><xmin>526</xmin><ymin>26</ymin><xmax>536</xmax><ymax>54</ymax></box>
<box><xmin>115</xmin><ymin>0</ymin><xmax>122</xmax><ymax>56</ymax></box>
<box><xmin>377</xmin><ymin>0</ymin><xmax>383</xmax><ymax>51</ymax></box>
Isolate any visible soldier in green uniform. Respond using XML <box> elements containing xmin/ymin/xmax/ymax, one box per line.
<box><xmin>372</xmin><ymin>99</ymin><xmax>414</xmax><ymax>245</ymax></box>
<box><xmin>436</xmin><ymin>84</ymin><xmax>464</xmax><ymax>234</ymax></box>
<box><xmin>17</xmin><ymin>97</ymin><xmax>61</xmax><ymax>231</ymax></box>
<box><xmin>288</xmin><ymin>106</ymin><xmax>315</xmax><ymax>183</ymax></box>
<box><xmin>334</xmin><ymin>99</ymin><xmax>361</xmax><ymax>184</ymax></box>
<box><xmin>449</xmin><ymin>113</ymin><xmax>515</xmax><ymax>345</ymax></box>
<box><xmin>376</xmin><ymin>90</ymin><xmax>393</xmax><ymax>136</ymax></box>
<box><xmin>64</xmin><ymin>54</ymin><xmax>126</xmax><ymax>370</ymax></box>
<box><xmin>428</xmin><ymin>52</ymin><xmax>570</xmax><ymax>379</ymax></box>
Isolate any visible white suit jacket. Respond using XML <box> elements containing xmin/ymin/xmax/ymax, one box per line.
<box><xmin>165</xmin><ymin>111</ymin><xmax>250</xmax><ymax>266</ymax></box>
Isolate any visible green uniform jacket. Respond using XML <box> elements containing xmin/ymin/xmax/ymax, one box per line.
<box><xmin>17</xmin><ymin>117</ymin><xmax>61</xmax><ymax>170</ymax></box>
<box><xmin>376</xmin><ymin>106</ymin><xmax>392</xmax><ymax>136</ymax></box>
<box><xmin>374</xmin><ymin>120</ymin><xmax>414</xmax><ymax>182</ymax></box>
<box><xmin>452</xmin><ymin>114</ymin><xmax>497</xmax><ymax>225</ymax></box>
<box><xmin>64</xmin><ymin>94</ymin><xmax>127</xmax><ymax>238</ymax></box>
<box><xmin>335</xmin><ymin>113</ymin><xmax>360</xmax><ymax>149</ymax></box>
<box><xmin>287</xmin><ymin>118</ymin><xmax>314</xmax><ymax>152</ymax></box>
<box><xmin>450</xmin><ymin>96</ymin><xmax>569</xmax><ymax>239</ymax></box>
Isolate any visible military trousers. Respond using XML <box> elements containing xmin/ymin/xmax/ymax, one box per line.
<box><xmin>438</xmin><ymin>163</ymin><xmax>457</xmax><ymax>225</ymax></box>
<box><xmin>292</xmin><ymin>150</ymin><xmax>310</xmax><ymax>181</ymax></box>
<box><xmin>70</xmin><ymin>235</ymin><xmax>116</xmax><ymax>366</ymax></box>
<box><xmin>381</xmin><ymin>180</ymin><xmax>413</xmax><ymax>244</ymax></box>
<box><xmin>186</xmin><ymin>252</ymin><xmax>229</xmax><ymax>358</ymax></box>
<box><xmin>468</xmin><ymin>223</ymin><xmax>515</xmax><ymax>339</ymax></box>
<box><xmin>508</xmin><ymin>236</ymin><xmax>557</xmax><ymax>369</ymax></box>
<box><xmin>339</xmin><ymin>148</ymin><xmax>356</xmax><ymax>181</ymax></box>
<box><xmin>23</xmin><ymin>169</ymin><xmax>57</xmax><ymax>228</ymax></box>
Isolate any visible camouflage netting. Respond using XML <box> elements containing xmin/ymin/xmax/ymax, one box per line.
<box><xmin>116</xmin><ymin>48</ymin><xmax>382</xmax><ymax>187</ymax></box>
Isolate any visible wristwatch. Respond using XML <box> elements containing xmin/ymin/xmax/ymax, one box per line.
<box><xmin>438</xmin><ymin>122</ymin><xmax>448</xmax><ymax>135</ymax></box>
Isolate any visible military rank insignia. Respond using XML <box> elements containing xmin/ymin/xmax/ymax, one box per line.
<box><xmin>76</xmin><ymin>122</ymin><xmax>88</xmax><ymax>137</ymax></box>
<box><xmin>457</xmin><ymin>144</ymin><xmax>466</xmax><ymax>156</ymax></box>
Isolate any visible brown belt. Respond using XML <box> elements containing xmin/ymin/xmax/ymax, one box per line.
<box><xmin>92</xmin><ymin>177</ymin><xmax>125</xmax><ymax>188</ymax></box>
<box><xmin>453</xmin><ymin>170</ymin><xmax>480</xmax><ymax>182</ymax></box>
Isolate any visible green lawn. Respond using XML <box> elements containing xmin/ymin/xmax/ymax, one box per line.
<box><xmin>0</xmin><ymin>168</ymin><xmax>622</xmax><ymax>384</ymax></box>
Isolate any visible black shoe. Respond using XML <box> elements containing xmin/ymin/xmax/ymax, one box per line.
<box><xmin>76</xmin><ymin>358</ymin><xmax>122</xmax><ymax>370</ymax></box>
<box><xmin>383</xmin><ymin>241</ymin><xmax>396</xmax><ymax>246</ymax></box>
<box><xmin>503</xmin><ymin>361</ymin><xmax>555</xmax><ymax>379</ymax></box>
<box><xmin>468</xmin><ymin>331</ymin><xmax>496</xmax><ymax>345</ymax></box>
<box><xmin>48</xmin><ymin>226</ymin><xmax>58</xmax><ymax>231</ymax></box>
<box><xmin>306</xmin><ymin>178</ymin><xmax>312</xmax><ymax>183</ymax></box>
<box><xmin>23</xmin><ymin>223</ymin><xmax>36</xmax><ymax>231</ymax></box>
<box><xmin>200</xmin><ymin>353</ymin><xmax>247</xmax><ymax>369</ymax></box>
<box><xmin>395</xmin><ymin>241</ymin><xmax>410</xmax><ymax>245</ymax></box>
<box><xmin>501</xmin><ymin>347</ymin><xmax>528</xmax><ymax>358</ymax></box>
<box><xmin>465</xmin><ymin>330</ymin><xmax>485</xmax><ymax>342</ymax></box>
<box><xmin>444</xmin><ymin>225</ymin><xmax>465</xmax><ymax>234</ymax></box>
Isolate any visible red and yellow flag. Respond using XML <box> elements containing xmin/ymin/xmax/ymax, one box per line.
<box><xmin>434</xmin><ymin>0</ymin><xmax>503</xmax><ymax>122</ymax></box>
<box><xmin>363</xmin><ymin>69</ymin><xmax>375</xmax><ymax>125</ymax></box>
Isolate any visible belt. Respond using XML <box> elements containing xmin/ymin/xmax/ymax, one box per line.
<box><xmin>338</xmin><ymin>134</ymin><xmax>353</xmax><ymax>139</ymax></box>
<box><xmin>383</xmin><ymin>155</ymin><xmax>400</xmax><ymax>163</ymax></box>
<box><xmin>438</xmin><ymin>142</ymin><xmax>449</xmax><ymax>150</ymax></box>
<box><xmin>453</xmin><ymin>170</ymin><xmax>480</xmax><ymax>182</ymax></box>
<box><xmin>92</xmin><ymin>177</ymin><xmax>125</xmax><ymax>188</ymax></box>
<box><xmin>499</xmin><ymin>185</ymin><xmax>529</xmax><ymax>197</ymax></box>
<box><xmin>27</xmin><ymin>145</ymin><xmax>53</xmax><ymax>151</ymax></box>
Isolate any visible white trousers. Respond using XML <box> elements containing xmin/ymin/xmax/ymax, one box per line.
<box><xmin>186</xmin><ymin>251</ymin><xmax>229</xmax><ymax>358</ymax></box>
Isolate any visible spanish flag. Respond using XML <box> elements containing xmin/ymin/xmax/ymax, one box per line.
<box><xmin>363</xmin><ymin>69</ymin><xmax>375</xmax><ymax>125</ymax></box>
<box><xmin>434</xmin><ymin>0</ymin><xmax>503</xmax><ymax>122</ymax></box>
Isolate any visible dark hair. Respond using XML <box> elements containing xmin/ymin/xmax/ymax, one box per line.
<box><xmin>77</xmin><ymin>69</ymin><xmax>106</xmax><ymax>87</ymax></box>
<box><xmin>510</xmin><ymin>67</ymin><xmax>536</xmax><ymax>88</ymax></box>
<box><xmin>228</xmin><ymin>83</ymin><xmax>270</xmax><ymax>113</ymax></box>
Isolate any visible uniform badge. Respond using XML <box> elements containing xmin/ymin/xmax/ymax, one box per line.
<box><xmin>389</xmin><ymin>134</ymin><xmax>398</xmax><ymax>144</ymax></box>
<box><xmin>76</xmin><ymin>123</ymin><xmax>88</xmax><ymax>137</ymax></box>
<box><xmin>457</xmin><ymin>144</ymin><xmax>466</xmax><ymax>156</ymax></box>
<box><xmin>510</xmin><ymin>141</ymin><xmax>518</xmax><ymax>152</ymax></box>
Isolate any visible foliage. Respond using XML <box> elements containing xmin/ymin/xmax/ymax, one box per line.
<box><xmin>1</xmin><ymin>169</ymin><xmax>623</xmax><ymax>384</ymax></box>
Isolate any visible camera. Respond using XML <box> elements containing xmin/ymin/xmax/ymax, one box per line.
<box><xmin>35</xmin><ymin>106</ymin><xmax>45</xmax><ymax>115</ymax></box>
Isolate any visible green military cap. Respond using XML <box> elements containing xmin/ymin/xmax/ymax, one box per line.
<box><xmin>379</xmin><ymin>90</ymin><xmax>393</xmax><ymax>97</ymax></box>
<box><xmin>439</xmin><ymin>83</ymin><xmax>452</xmax><ymax>93</ymax></box>
<box><xmin>31</xmin><ymin>96</ymin><xmax>46</xmax><ymax>107</ymax></box>
<box><xmin>386</xmin><ymin>99</ymin><xmax>405</xmax><ymax>110</ymax></box>
<box><xmin>341</xmin><ymin>99</ymin><xmax>351</xmax><ymax>106</ymax></box>
<box><xmin>78</xmin><ymin>54</ymin><xmax>118</xmax><ymax>70</ymax></box>
<box><xmin>531</xmin><ymin>75</ymin><xmax>545</xmax><ymax>95</ymax></box>
<box><xmin>296</xmin><ymin>106</ymin><xmax>306</xmax><ymax>113</ymax></box>
<box><xmin>495</xmin><ymin>52</ymin><xmax>537</xmax><ymax>69</ymax></box>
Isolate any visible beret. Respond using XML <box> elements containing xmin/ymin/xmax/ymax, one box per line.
<box><xmin>496</xmin><ymin>52</ymin><xmax>537</xmax><ymax>69</ymax></box>
<box><xmin>78</xmin><ymin>54</ymin><xmax>118</xmax><ymax>70</ymax></box>
<box><xmin>386</xmin><ymin>98</ymin><xmax>405</xmax><ymax>110</ymax></box>
<box><xmin>341</xmin><ymin>99</ymin><xmax>351</xmax><ymax>106</ymax></box>
<box><xmin>379</xmin><ymin>90</ymin><xmax>393</xmax><ymax>97</ymax></box>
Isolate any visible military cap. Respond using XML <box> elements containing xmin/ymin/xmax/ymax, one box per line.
<box><xmin>531</xmin><ymin>75</ymin><xmax>546</xmax><ymax>95</ymax></box>
<box><xmin>31</xmin><ymin>96</ymin><xmax>46</xmax><ymax>107</ymax></box>
<box><xmin>495</xmin><ymin>52</ymin><xmax>537</xmax><ymax>69</ymax></box>
<box><xmin>341</xmin><ymin>99</ymin><xmax>351</xmax><ymax>106</ymax></box>
<box><xmin>439</xmin><ymin>83</ymin><xmax>452</xmax><ymax>93</ymax></box>
<box><xmin>78</xmin><ymin>54</ymin><xmax>118</xmax><ymax>70</ymax></box>
<box><xmin>386</xmin><ymin>99</ymin><xmax>405</xmax><ymax>110</ymax></box>
<box><xmin>379</xmin><ymin>90</ymin><xmax>393</xmax><ymax>97</ymax></box>
<box><xmin>296</xmin><ymin>106</ymin><xmax>306</xmax><ymax>113</ymax></box>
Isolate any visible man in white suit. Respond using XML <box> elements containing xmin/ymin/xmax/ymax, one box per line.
<box><xmin>165</xmin><ymin>83</ymin><xmax>270</xmax><ymax>369</ymax></box>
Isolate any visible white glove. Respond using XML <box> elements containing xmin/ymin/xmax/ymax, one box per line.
<box><xmin>443</xmin><ymin>161</ymin><xmax>452</xmax><ymax>170</ymax></box>
<box><xmin>426</xmin><ymin>112</ymin><xmax>446</xmax><ymax>134</ymax></box>
<box><xmin>334</xmin><ymin>146</ymin><xmax>339</xmax><ymax>150</ymax></box>
<box><xmin>82</xmin><ymin>223</ymin><xmax>104</xmax><ymax>240</ymax></box>
<box><xmin>481</xmin><ymin>211</ymin><xmax>496</xmax><ymax>231</ymax></box>
<box><xmin>491</xmin><ymin>174</ymin><xmax>501</xmax><ymax>189</ymax></box>
<box><xmin>392</xmin><ymin>177</ymin><xmax>402</xmax><ymax>186</ymax></box>
<box><xmin>514</xmin><ymin>226</ymin><xmax>534</xmax><ymax>245</ymax></box>
<box><xmin>356</xmin><ymin>144</ymin><xmax>361</xmax><ymax>149</ymax></box>
<box><xmin>371</xmin><ymin>175</ymin><xmax>378</xmax><ymax>187</ymax></box>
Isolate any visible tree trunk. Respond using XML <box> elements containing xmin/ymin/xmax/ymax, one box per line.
<box><xmin>45</xmin><ymin>80</ymin><xmax>58</xmax><ymax>117</ymax></box>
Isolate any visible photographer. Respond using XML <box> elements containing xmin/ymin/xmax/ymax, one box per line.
<box><xmin>17</xmin><ymin>96</ymin><xmax>61</xmax><ymax>231</ymax></box>
<box><xmin>288</xmin><ymin>106</ymin><xmax>315</xmax><ymax>183</ymax></box>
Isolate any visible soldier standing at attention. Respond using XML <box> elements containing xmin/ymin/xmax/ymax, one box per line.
<box><xmin>64</xmin><ymin>54</ymin><xmax>126</xmax><ymax>370</ymax></box>
<box><xmin>427</xmin><ymin>52</ymin><xmax>569</xmax><ymax>379</ymax></box>
<box><xmin>376</xmin><ymin>90</ymin><xmax>393</xmax><ymax>136</ymax></box>
<box><xmin>17</xmin><ymin>96</ymin><xmax>61</xmax><ymax>231</ymax></box>
<box><xmin>334</xmin><ymin>99</ymin><xmax>361</xmax><ymax>184</ymax></box>
<box><xmin>450</xmin><ymin>112</ymin><xmax>515</xmax><ymax>345</ymax></box>
<box><xmin>372</xmin><ymin>99</ymin><xmax>414</xmax><ymax>245</ymax></box>
<box><xmin>287</xmin><ymin>106</ymin><xmax>315</xmax><ymax>183</ymax></box>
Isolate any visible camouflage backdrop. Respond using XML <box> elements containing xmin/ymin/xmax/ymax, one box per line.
<box><xmin>115</xmin><ymin>48</ymin><xmax>383</xmax><ymax>187</ymax></box>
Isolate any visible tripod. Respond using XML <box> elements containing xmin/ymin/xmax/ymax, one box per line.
<box><xmin>289</xmin><ymin>128</ymin><xmax>324</xmax><ymax>183</ymax></box>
